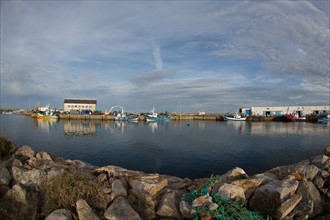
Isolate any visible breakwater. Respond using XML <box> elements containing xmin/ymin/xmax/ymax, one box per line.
<box><xmin>1</xmin><ymin>135</ymin><xmax>329</xmax><ymax>219</ymax></box>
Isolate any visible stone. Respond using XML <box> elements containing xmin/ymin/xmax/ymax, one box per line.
<box><xmin>179</xmin><ymin>200</ymin><xmax>192</xmax><ymax>219</ymax></box>
<box><xmin>220</xmin><ymin>167</ymin><xmax>248</xmax><ymax>183</ymax></box>
<box><xmin>96</xmin><ymin>165</ymin><xmax>144</xmax><ymax>178</ymax></box>
<box><xmin>11</xmin><ymin>166</ymin><xmax>45</xmax><ymax>188</ymax></box>
<box><xmin>5</xmin><ymin>184</ymin><xmax>28</xmax><ymax>204</ymax></box>
<box><xmin>97</xmin><ymin>173</ymin><xmax>108</xmax><ymax>182</ymax></box>
<box><xmin>36</xmin><ymin>152</ymin><xmax>53</xmax><ymax>161</ymax></box>
<box><xmin>129</xmin><ymin>174</ymin><xmax>168</xmax><ymax>197</ymax></box>
<box><xmin>156</xmin><ymin>190</ymin><xmax>181</xmax><ymax>219</ymax></box>
<box><xmin>294</xmin><ymin>181</ymin><xmax>322</xmax><ymax>218</ymax></box>
<box><xmin>249</xmin><ymin>176</ymin><xmax>299</xmax><ymax>216</ymax></box>
<box><xmin>216</xmin><ymin>183</ymin><xmax>245</xmax><ymax>201</ymax></box>
<box><xmin>76</xmin><ymin>199</ymin><xmax>100</xmax><ymax>220</ymax></box>
<box><xmin>45</xmin><ymin>209</ymin><xmax>72</xmax><ymax>220</ymax></box>
<box><xmin>0</xmin><ymin>135</ymin><xmax>18</xmax><ymax>157</ymax></box>
<box><xmin>275</xmin><ymin>193</ymin><xmax>302</xmax><ymax>220</ymax></box>
<box><xmin>311</xmin><ymin>155</ymin><xmax>329</xmax><ymax>168</ymax></box>
<box><xmin>313</xmin><ymin>176</ymin><xmax>325</xmax><ymax>189</ymax></box>
<box><xmin>231</xmin><ymin>178</ymin><xmax>263</xmax><ymax>199</ymax></box>
<box><xmin>267</xmin><ymin>164</ymin><xmax>319</xmax><ymax>181</ymax></box>
<box><xmin>253</xmin><ymin>172</ymin><xmax>278</xmax><ymax>185</ymax></box>
<box><xmin>324</xmin><ymin>146</ymin><xmax>330</xmax><ymax>157</ymax></box>
<box><xmin>0</xmin><ymin>163</ymin><xmax>11</xmax><ymax>185</ymax></box>
<box><xmin>15</xmin><ymin>145</ymin><xmax>35</xmax><ymax>158</ymax></box>
<box><xmin>110</xmin><ymin>179</ymin><xmax>127</xmax><ymax>201</ymax></box>
<box><xmin>104</xmin><ymin>196</ymin><xmax>142</xmax><ymax>220</ymax></box>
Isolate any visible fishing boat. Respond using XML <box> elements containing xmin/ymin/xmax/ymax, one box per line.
<box><xmin>146</xmin><ymin>108</ymin><xmax>171</xmax><ymax>122</ymax></box>
<box><xmin>282</xmin><ymin>112</ymin><xmax>306</xmax><ymax>122</ymax></box>
<box><xmin>224</xmin><ymin>113</ymin><xmax>246</xmax><ymax>121</ymax></box>
<box><xmin>37</xmin><ymin>111</ymin><xmax>58</xmax><ymax>120</ymax></box>
<box><xmin>36</xmin><ymin>104</ymin><xmax>58</xmax><ymax>120</ymax></box>
<box><xmin>318</xmin><ymin>114</ymin><xmax>330</xmax><ymax>122</ymax></box>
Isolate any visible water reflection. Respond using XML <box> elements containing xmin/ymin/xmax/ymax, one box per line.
<box><xmin>62</xmin><ymin>120</ymin><xmax>97</xmax><ymax>136</ymax></box>
<box><xmin>34</xmin><ymin>119</ymin><xmax>57</xmax><ymax>134</ymax></box>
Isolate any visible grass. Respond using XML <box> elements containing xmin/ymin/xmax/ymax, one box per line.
<box><xmin>41</xmin><ymin>169</ymin><xmax>108</xmax><ymax>217</ymax></box>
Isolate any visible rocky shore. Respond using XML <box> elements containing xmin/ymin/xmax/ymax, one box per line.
<box><xmin>1</xmin><ymin>135</ymin><xmax>330</xmax><ymax>220</ymax></box>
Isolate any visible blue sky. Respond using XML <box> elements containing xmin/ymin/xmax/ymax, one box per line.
<box><xmin>1</xmin><ymin>0</ymin><xmax>329</xmax><ymax>113</ymax></box>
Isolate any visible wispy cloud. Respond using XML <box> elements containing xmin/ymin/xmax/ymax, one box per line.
<box><xmin>1</xmin><ymin>1</ymin><xmax>329</xmax><ymax>112</ymax></box>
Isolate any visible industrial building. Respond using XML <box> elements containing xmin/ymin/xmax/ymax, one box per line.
<box><xmin>63</xmin><ymin>98</ymin><xmax>97</xmax><ymax>113</ymax></box>
<box><xmin>240</xmin><ymin>106</ymin><xmax>330</xmax><ymax>117</ymax></box>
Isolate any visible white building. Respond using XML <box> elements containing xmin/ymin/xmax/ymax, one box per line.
<box><xmin>240</xmin><ymin>106</ymin><xmax>330</xmax><ymax>117</ymax></box>
<box><xmin>63</xmin><ymin>98</ymin><xmax>97</xmax><ymax>113</ymax></box>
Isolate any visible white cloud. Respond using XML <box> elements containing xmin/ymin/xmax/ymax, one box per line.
<box><xmin>1</xmin><ymin>1</ymin><xmax>329</xmax><ymax>111</ymax></box>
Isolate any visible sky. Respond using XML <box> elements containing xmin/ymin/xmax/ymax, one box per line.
<box><xmin>1</xmin><ymin>0</ymin><xmax>329</xmax><ymax>113</ymax></box>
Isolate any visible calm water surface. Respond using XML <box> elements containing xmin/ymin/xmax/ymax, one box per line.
<box><xmin>1</xmin><ymin>114</ymin><xmax>329</xmax><ymax>179</ymax></box>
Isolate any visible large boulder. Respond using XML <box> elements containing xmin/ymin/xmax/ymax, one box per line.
<box><xmin>0</xmin><ymin>164</ymin><xmax>11</xmax><ymax>185</ymax></box>
<box><xmin>156</xmin><ymin>190</ymin><xmax>181</xmax><ymax>219</ymax></box>
<box><xmin>45</xmin><ymin>209</ymin><xmax>72</xmax><ymax>220</ymax></box>
<box><xmin>0</xmin><ymin>135</ymin><xmax>18</xmax><ymax>157</ymax></box>
<box><xmin>15</xmin><ymin>145</ymin><xmax>35</xmax><ymax>159</ymax></box>
<box><xmin>216</xmin><ymin>183</ymin><xmax>245</xmax><ymax>201</ymax></box>
<box><xmin>294</xmin><ymin>181</ymin><xmax>322</xmax><ymax>218</ymax></box>
<box><xmin>267</xmin><ymin>164</ymin><xmax>319</xmax><ymax>181</ymax></box>
<box><xmin>110</xmin><ymin>179</ymin><xmax>127</xmax><ymax>201</ymax></box>
<box><xmin>220</xmin><ymin>167</ymin><xmax>248</xmax><ymax>183</ymax></box>
<box><xmin>249</xmin><ymin>176</ymin><xmax>300</xmax><ymax>218</ymax></box>
<box><xmin>129</xmin><ymin>174</ymin><xmax>168</xmax><ymax>197</ymax></box>
<box><xmin>11</xmin><ymin>166</ymin><xmax>45</xmax><ymax>188</ymax></box>
<box><xmin>104</xmin><ymin>196</ymin><xmax>142</xmax><ymax>220</ymax></box>
<box><xmin>76</xmin><ymin>199</ymin><xmax>100</xmax><ymax>220</ymax></box>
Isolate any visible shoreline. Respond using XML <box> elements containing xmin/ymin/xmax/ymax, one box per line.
<box><xmin>1</xmin><ymin>135</ymin><xmax>330</xmax><ymax>219</ymax></box>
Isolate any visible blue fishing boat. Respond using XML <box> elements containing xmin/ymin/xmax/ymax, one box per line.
<box><xmin>146</xmin><ymin>108</ymin><xmax>171</xmax><ymax>122</ymax></box>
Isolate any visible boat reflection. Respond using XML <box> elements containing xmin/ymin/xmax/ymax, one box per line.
<box><xmin>62</xmin><ymin>120</ymin><xmax>98</xmax><ymax>136</ymax></box>
<box><xmin>34</xmin><ymin>118</ymin><xmax>57</xmax><ymax>134</ymax></box>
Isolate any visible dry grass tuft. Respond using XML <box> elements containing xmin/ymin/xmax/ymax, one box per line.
<box><xmin>41</xmin><ymin>168</ymin><xmax>108</xmax><ymax>217</ymax></box>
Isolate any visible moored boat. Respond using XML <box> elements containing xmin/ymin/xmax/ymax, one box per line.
<box><xmin>146</xmin><ymin>108</ymin><xmax>171</xmax><ymax>122</ymax></box>
<box><xmin>37</xmin><ymin>111</ymin><xmax>58</xmax><ymax>120</ymax></box>
<box><xmin>224</xmin><ymin>113</ymin><xmax>246</xmax><ymax>121</ymax></box>
<box><xmin>282</xmin><ymin>113</ymin><xmax>306</xmax><ymax>122</ymax></box>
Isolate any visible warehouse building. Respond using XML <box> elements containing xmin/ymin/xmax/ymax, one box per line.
<box><xmin>63</xmin><ymin>98</ymin><xmax>97</xmax><ymax>113</ymax></box>
<box><xmin>240</xmin><ymin>106</ymin><xmax>330</xmax><ymax>117</ymax></box>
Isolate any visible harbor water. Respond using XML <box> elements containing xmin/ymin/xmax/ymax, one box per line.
<box><xmin>1</xmin><ymin>114</ymin><xmax>329</xmax><ymax>179</ymax></box>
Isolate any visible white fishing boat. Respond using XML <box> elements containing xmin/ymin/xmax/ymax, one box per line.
<box><xmin>224</xmin><ymin>113</ymin><xmax>246</xmax><ymax>121</ymax></box>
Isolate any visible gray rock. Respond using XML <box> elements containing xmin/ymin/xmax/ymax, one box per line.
<box><xmin>179</xmin><ymin>200</ymin><xmax>192</xmax><ymax>219</ymax></box>
<box><xmin>220</xmin><ymin>167</ymin><xmax>248</xmax><ymax>183</ymax></box>
<box><xmin>45</xmin><ymin>209</ymin><xmax>72</xmax><ymax>220</ymax></box>
<box><xmin>129</xmin><ymin>174</ymin><xmax>168</xmax><ymax>197</ymax></box>
<box><xmin>311</xmin><ymin>155</ymin><xmax>329</xmax><ymax>168</ymax></box>
<box><xmin>267</xmin><ymin>164</ymin><xmax>319</xmax><ymax>181</ymax></box>
<box><xmin>36</xmin><ymin>152</ymin><xmax>53</xmax><ymax>161</ymax></box>
<box><xmin>294</xmin><ymin>181</ymin><xmax>322</xmax><ymax>218</ymax></box>
<box><xmin>216</xmin><ymin>183</ymin><xmax>245</xmax><ymax>201</ymax></box>
<box><xmin>11</xmin><ymin>166</ymin><xmax>45</xmax><ymax>188</ymax></box>
<box><xmin>275</xmin><ymin>193</ymin><xmax>302</xmax><ymax>220</ymax></box>
<box><xmin>96</xmin><ymin>165</ymin><xmax>144</xmax><ymax>178</ymax></box>
<box><xmin>0</xmin><ymin>163</ymin><xmax>11</xmax><ymax>185</ymax></box>
<box><xmin>110</xmin><ymin>179</ymin><xmax>127</xmax><ymax>201</ymax></box>
<box><xmin>156</xmin><ymin>190</ymin><xmax>181</xmax><ymax>219</ymax></box>
<box><xmin>249</xmin><ymin>176</ymin><xmax>299</xmax><ymax>216</ymax></box>
<box><xmin>5</xmin><ymin>184</ymin><xmax>28</xmax><ymax>204</ymax></box>
<box><xmin>104</xmin><ymin>196</ymin><xmax>142</xmax><ymax>220</ymax></box>
<box><xmin>0</xmin><ymin>135</ymin><xmax>18</xmax><ymax>157</ymax></box>
<box><xmin>76</xmin><ymin>199</ymin><xmax>100</xmax><ymax>220</ymax></box>
<box><xmin>15</xmin><ymin>145</ymin><xmax>35</xmax><ymax>158</ymax></box>
<box><xmin>324</xmin><ymin>146</ymin><xmax>330</xmax><ymax>157</ymax></box>
<box><xmin>231</xmin><ymin>178</ymin><xmax>263</xmax><ymax>199</ymax></box>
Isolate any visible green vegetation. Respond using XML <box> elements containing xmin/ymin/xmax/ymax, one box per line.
<box><xmin>184</xmin><ymin>175</ymin><xmax>265</xmax><ymax>220</ymax></box>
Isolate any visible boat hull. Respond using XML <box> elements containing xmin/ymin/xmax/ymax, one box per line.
<box><xmin>224</xmin><ymin>117</ymin><xmax>246</xmax><ymax>121</ymax></box>
<box><xmin>146</xmin><ymin>116</ymin><xmax>171</xmax><ymax>122</ymax></box>
<box><xmin>282</xmin><ymin>115</ymin><xmax>306</xmax><ymax>122</ymax></box>
<box><xmin>37</xmin><ymin>113</ymin><xmax>58</xmax><ymax>120</ymax></box>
